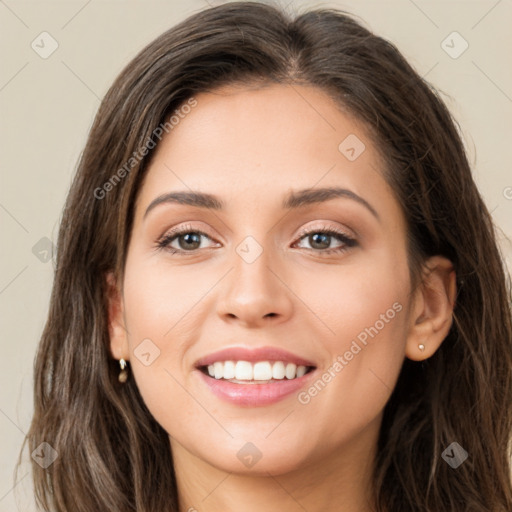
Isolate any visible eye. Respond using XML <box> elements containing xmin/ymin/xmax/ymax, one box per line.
<box><xmin>293</xmin><ymin>225</ymin><xmax>357</xmax><ymax>255</ymax></box>
<box><xmin>154</xmin><ymin>223</ymin><xmax>357</xmax><ymax>256</ymax></box>
<box><xmin>155</xmin><ymin>223</ymin><xmax>217</xmax><ymax>254</ymax></box>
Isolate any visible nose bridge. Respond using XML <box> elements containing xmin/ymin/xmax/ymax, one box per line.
<box><xmin>216</xmin><ymin>231</ymin><xmax>293</xmax><ymax>324</ymax></box>
<box><xmin>231</xmin><ymin>232</ymin><xmax>278</xmax><ymax>301</ymax></box>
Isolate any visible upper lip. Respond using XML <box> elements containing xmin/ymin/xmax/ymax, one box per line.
<box><xmin>194</xmin><ymin>346</ymin><xmax>317</xmax><ymax>369</ymax></box>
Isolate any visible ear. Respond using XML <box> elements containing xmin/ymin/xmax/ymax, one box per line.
<box><xmin>105</xmin><ymin>271</ymin><xmax>130</xmax><ymax>362</ymax></box>
<box><xmin>405</xmin><ymin>255</ymin><xmax>456</xmax><ymax>361</ymax></box>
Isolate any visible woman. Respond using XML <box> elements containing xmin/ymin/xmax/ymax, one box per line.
<box><xmin>17</xmin><ymin>1</ymin><xmax>512</xmax><ymax>511</ymax></box>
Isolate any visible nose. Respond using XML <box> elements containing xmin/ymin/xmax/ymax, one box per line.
<box><xmin>215</xmin><ymin>242</ymin><xmax>294</xmax><ymax>328</ymax></box>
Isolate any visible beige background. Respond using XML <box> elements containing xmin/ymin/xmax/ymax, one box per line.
<box><xmin>1</xmin><ymin>0</ymin><xmax>511</xmax><ymax>509</ymax></box>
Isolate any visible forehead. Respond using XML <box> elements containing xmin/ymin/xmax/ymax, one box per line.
<box><xmin>136</xmin><ymin>83</ymin><xmax>397</xmax><ymax>221</ymax></box>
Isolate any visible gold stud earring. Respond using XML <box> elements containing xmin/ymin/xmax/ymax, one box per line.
<box><xmin>118</xmin><ymin>358</ymin><xmax>128</xmax><ymax>383</ymax></box>
<box><xmin>418</xmin><ymin>344</ymin><xmax>425</xmax><ymax>352</ymax></box>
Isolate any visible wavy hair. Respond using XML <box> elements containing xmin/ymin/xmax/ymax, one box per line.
<box><xmin>17</xmin><ymin>1</ymin><xmax>512</xmax><ymax>510</ymax></box>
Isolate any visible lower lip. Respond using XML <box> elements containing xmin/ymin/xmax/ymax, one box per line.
<box><xmin>196</xmin><ymin>369</ymin><xmax>316</xmax><ymax>406</ymax></box>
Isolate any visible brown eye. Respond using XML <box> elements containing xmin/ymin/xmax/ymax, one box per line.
<box><xmin>155</xmin><ymin>223</ymin><xmax>217</xmax><ymax>255</ymax></box>
<box><xmin>294</xmin><ymin>227</ymin><xmax>357</xmax><ymax>255</ymax></box>
<box><xmin>174</xmin><ymin>232</ymin><xmax>202</xmax><ymax>251</ymax></box>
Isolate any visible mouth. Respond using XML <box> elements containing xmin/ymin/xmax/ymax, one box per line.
<box><xmin>193</xmin><ymin>346</ymin><xmax>318</xmax><ymax>405</ymax></box>
<box><xmin>193</xmin><ymin>345</ymin><xmax>317</xmax><ymax>384</ymax></box>
<box><xmin>198</xmin><ymin>361</ymin><xmax>316</xmax><ymax>384</ymax></box>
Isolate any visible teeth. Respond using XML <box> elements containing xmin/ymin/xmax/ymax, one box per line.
<box><xmin>213</xmin><ymin>362</ymin><xmax>223</xmax><ymax>380</ymax></box>
<box><xmin>235</xmin><ymin>361</ymin><xmax>253</xmax><ymax>380</ymax></box>
<box><xmin>296</xmin><ymin>365</ymin><xmax>307</xmax><ymax>377</ymax></box>
<box><xmin>223</xmin><ymin>360</ymin><xmax>235</xmax><ymax>379</ymax></box>
<box><xmin>253</xmin><ymin>362</ymin><xmax>272</xmax><ymax>380</ymax></box>
<box><xmin>272</xmin><ymin>361</ymin><xmax>285</xmax><ymax>379</ymax></box>
<box><xmin>285</xmin><ymin>363</ymin><xmax>296</xmax><ymax>379</ymax></box>
<box><xmin>205</xmin><ymin>360</ymin><xmax>310</xmax><ymax>381</ymax></box>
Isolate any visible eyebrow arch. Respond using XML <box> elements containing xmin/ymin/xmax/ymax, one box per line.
<box><xmin>143</xmin><ymin>186</ymin><xmax>380</xmax><ymax>221</ymax></box>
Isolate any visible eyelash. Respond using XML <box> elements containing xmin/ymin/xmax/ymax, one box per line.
<box><xmin>155</xmin><ymin>223</ymin><xmax>357</xmax><ymax>256</ymax></box>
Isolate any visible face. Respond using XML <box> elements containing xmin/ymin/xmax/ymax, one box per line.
<box><xmin>112</xmin><ymin>83</ymin><xmax>417</xmax><ymax>475</ymax></box>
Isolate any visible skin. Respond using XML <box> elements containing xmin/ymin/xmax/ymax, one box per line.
<box><xmin>108</xmin><ymin>83</ymin><xmax>456</xmax><ymax>512</ymax></box>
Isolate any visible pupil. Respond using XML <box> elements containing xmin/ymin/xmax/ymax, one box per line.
<box><xmin>311</xmin><ymin>233</ymin><xmax>329</xmax><ymax>249</ymax></box>
<box><xmin>180</xmin><ymin>233</ymin><xmax>201</xmax><ymax>250</ymax></box>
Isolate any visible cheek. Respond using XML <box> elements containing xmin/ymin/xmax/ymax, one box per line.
<box><xmin>123</xmin><ymin>255</ymin><xmax>209</xmax><ymax>343</ymax></box>
<box><xmin>120</xmin><ymin>258</ymin><xmax>209</xmax><ymax>418</ymax></box>
<box><xmin>292</xmin><ymin>249</ymin><xmax>409</xmax><ymax>353</ymax></box>
<box><xmin>292</xmin><ymin>251</ymin><xmax>410</xmax><ymax>415</ymax></box>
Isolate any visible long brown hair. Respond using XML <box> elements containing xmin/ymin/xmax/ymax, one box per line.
<box><xmin>16</xmin><ymin>1</ymin><xmax>512</xmax><ymax>510</ymax></box>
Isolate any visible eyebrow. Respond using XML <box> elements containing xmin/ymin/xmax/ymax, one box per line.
<box><xmin>143</xmin><ymin>187</ymin><xmax>380</xmax><ymax>221</ymax></box>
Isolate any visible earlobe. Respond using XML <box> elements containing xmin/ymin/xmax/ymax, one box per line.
<box><xmin>105</xmin><ymin>272</ymin><xmax>130</xmax><ymax>362</ymax></box>
<box><xmin>405</xmin><ymin>256</ymin><xmax>456</xmax><ymax>361</ymax></box>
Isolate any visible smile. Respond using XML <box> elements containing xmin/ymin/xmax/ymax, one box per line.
<box><xmin>201</xmin><ymin>360</ymin><xmax>314</xmax><ymax>382</ymax></box>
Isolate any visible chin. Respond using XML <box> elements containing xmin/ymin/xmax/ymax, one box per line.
<box><xmin>194</xmin><ymin>435</ymin><xmax>312</xmax><ymax>476</ymax></box>
<box><xmin>211</xmin><ymin>450</ymin><xmax>307</xmax><ymax>476</ymax></box>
